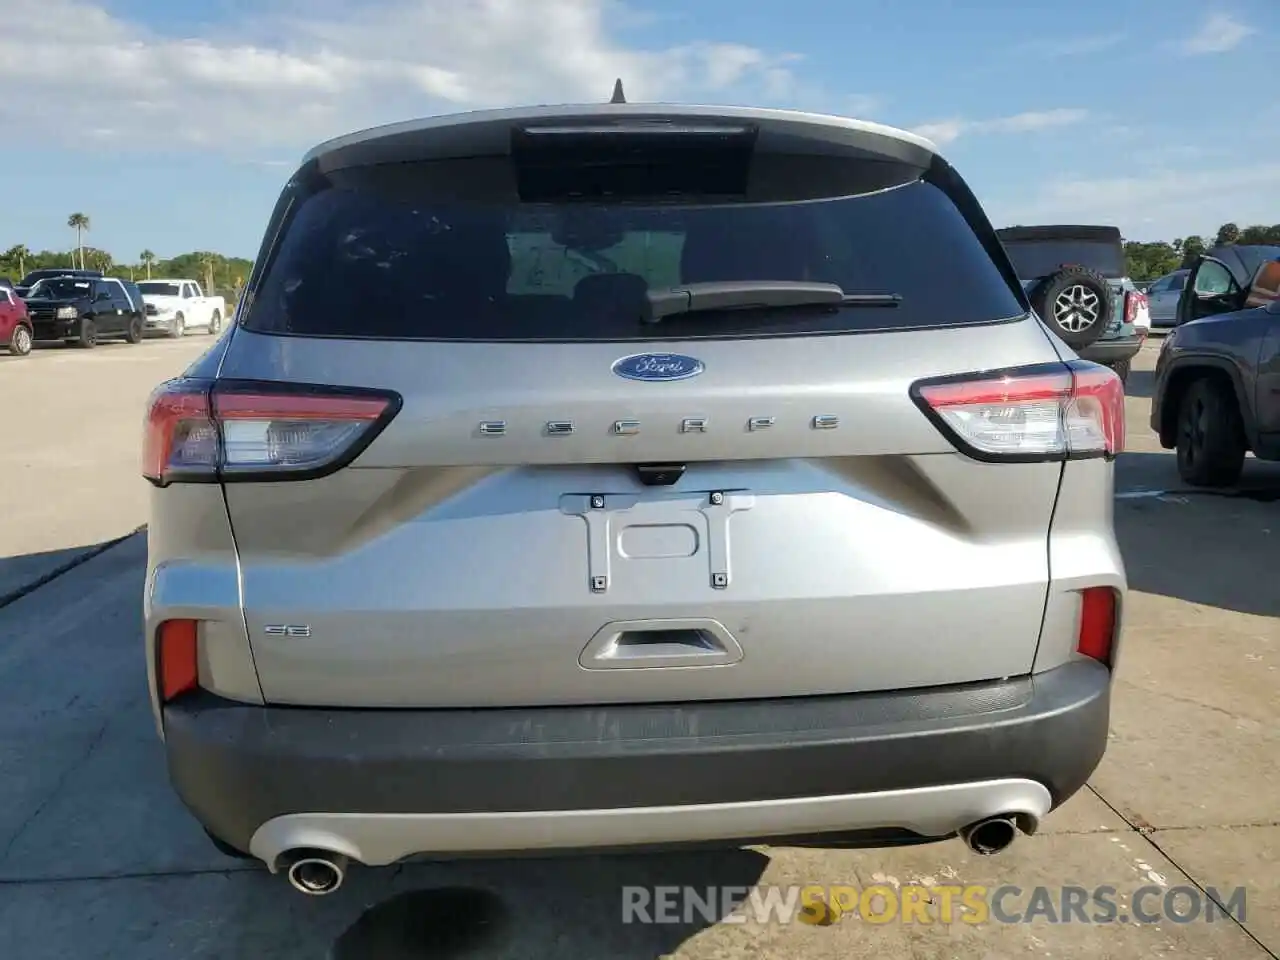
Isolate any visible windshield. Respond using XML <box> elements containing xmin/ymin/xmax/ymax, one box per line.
<box><xmin>27</xmin><ymin>278</ymin><xmax>93</xmax><ymax>299</ymax></box>
<box><xmin>138</xmin><ymin>282</ymin><xmax>182</xmax><ymax>297</ymax></box>
<box><xmin>1000</xmin><ymin>239</ymin><xmax>1126</xmax><ymax>281</ymax></box>
<box><xmin>20</xmin><ymin>270</ymin><xmax>78</xmax><ymax>286</ymax></box>
<box><xmin>243</xmin><ymin>167</ymin><xmax>1023</xmax><ymax>342</ymax></box>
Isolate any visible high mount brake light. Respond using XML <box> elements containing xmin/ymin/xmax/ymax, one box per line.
<box><xmin>142</xmin><ymin>379</ymin><xmax>400</xmax><ymax>485</ymax></box>
<box><xmin>912</xmin><ymin>360</ymin><xmax>1124</xmax><ymax>462</ymax></box>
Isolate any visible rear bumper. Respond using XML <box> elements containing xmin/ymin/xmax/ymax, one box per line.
<box><xmin>1078</xmin><ymin>334</ymin><xmax>1144</xmax><ymax>365</ymax></box>
<box><xmin>163</xmin><ymin>659</ymin><xmax>1112</xmax><ymax>867</ymax></box>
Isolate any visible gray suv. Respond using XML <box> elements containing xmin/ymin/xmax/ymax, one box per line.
<box><xmin>142</xmin><ymin>102</ymin><xmax>1126</xmax><ymax>896</ymax></box>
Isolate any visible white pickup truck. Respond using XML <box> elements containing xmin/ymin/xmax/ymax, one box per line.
<box><xmin>136</xmin><ymin>279</ymin><xmax>226</xmax><ymax>338</ymax></box>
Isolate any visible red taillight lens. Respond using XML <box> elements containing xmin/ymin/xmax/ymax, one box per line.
<box><xmin>157</xmin><ymin>618</ymin><xmax>199</xmax><ymax>702</ymax></box>
<box><xmin>913</xmin><ymin>360</ymin><xmax>1124</xmax><ymax>461</ymax></box>
<box><xmin>1125</xmin><ymin>291</ymin><xmax>1150</xmax><ymax>337</ymax></box>
<box><xmin>1077</xmin><ymin>587</ymin><xmax>1118</xmax><ymax>665</ymax></box>
<box><xmin>142</xmin><ymin>380</ymin><xmax>217</xmax><ymax>483</ymax></box>
<box><xmin>142</xmin><ymin>379</ymin><xmax>400</xmax><ymax>485</ymax></box>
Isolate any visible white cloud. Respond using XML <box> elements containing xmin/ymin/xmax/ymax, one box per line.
<box><xmin>1021</xmin><ymin>32</ymin><xmax>1127</xmax><ymax>58</ymax></box>
<box><xmin>912</xmin><ymin>119</ymin><xmax>967</xmax><ymax>145</ymax></box>
<box><xmin>1182</xmin><ymin>12</ymin><xmax>1255</xmax><ymax>55</ymax></box>
<box><xmin>990</xmin><ymin>163</ymin><xmax>1280</xmax><ymax>241</ymax></box>
<box><xmin>912</xmin><ymin>108</ymin><xmax>1089</xmax><ymax>145</ymax></box>
<box><xmin>0</xmin><ymin>0</ymin><xmax>806</xmax><ymax>154</ymax></box>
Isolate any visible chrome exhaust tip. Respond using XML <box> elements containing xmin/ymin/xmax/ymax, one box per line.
<box><xmin>958</xmin><ymin>816</ymin><xmax>1019</xmax><ymax>856</ymax></box>
<box><xmin>281</xmin><ymin>849</ymin><xmax>348</xmax><ymax>895</ymax></box>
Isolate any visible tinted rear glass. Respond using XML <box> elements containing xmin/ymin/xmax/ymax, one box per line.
<box><xmin>242</xmin><ymin>160</ymin><xmax>1023</xmax><ymax>342</ymax></box>
<box><xmin>28</xmin><ymin>278</ymin><xmax>91</xmax><ymax>299</ymax></box>
<box><xmin>139</xmin><ymin>282</ymin><xmax>182</xmax><ymax>297</ymax></box>
<box><xmin>1000</xmin><ymin>239</ymin><xmax>1125</xmax><ymax>280</ymax></box>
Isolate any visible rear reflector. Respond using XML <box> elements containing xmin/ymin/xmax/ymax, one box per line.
<box><xmin>912</xmin><ymin>360</ymin><xmax>1124</xmax><ymax>461</ymax></box>
<box><xmin>1077</xmin><ymin>587</ymin><xmax>1118</xmax><ymax>665</ymax></box>
<box><xmin>157</xmin><ymin>619</ymin><xmax>199</xmax><ymax>702</ymax></box>
<box><xmin>142</xmin><ymin>379</ymin><xmax>401</xmax><ymax>485</ymax></box>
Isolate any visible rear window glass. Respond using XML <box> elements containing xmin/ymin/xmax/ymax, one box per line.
<box><xmin>242</xmin><ymin>165</ymin><xmax>1023</xmax><ymax>342</ymax></box>
<box><xmin>1000</xmin><ymin>239</ymin><xmax>1125</xmax><ymax>281</ymax></box>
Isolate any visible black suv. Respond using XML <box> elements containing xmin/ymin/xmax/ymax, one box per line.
<box><xmin>23</xmin><ymin>275</ymin><xmax>146</xmax><ymax>348</ymax></box>
<box><xmin>996</xmin><ymin>225</ymin><xmax>1148</xmax><ymax>382</ymax></box>
<box><xmin>1150</xmin><ymin>244</ymin><xmax>1280</xmax><ymax>486</ymax></box>
<box><xmin>14</xmin><ymin>268</ymin><xmax>104</xmax><ymax>300</ymax></box>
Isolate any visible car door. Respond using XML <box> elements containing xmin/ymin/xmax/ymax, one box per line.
<box><xmin>1146</xmin><ymin>275</ymin><xmax>1170</xmax><ymax>318</ymax></box>
<box><xmin>1247</xmin><ymin>263</ymin><xmax>1280</xmax><ymax>442</ymax></box>
<box><xmin>0</xmin><ymin>289</ymin><xmax>16</xmax><ymax>341</ymax></box>
<box><xmin>98</xmin><ymin>281</ymin><xmax>124</xmax><ymax>334</ymax></box>
<box><xmin>1149</xmin><ymin>274</ymin><xmax>1182</xmax><ymax>322</ymax></box>
<box><xmin>179</xmin><ymin>282</ymin><xmax>200</xmax><ymax>327</ymax></box>
<box><xmin>1177</xmin><ymin>258</ymin><xmax>1245</xmax><ymax>325</ymax></box>
<box><xmin>111</xmin><ymin>281</ymin><xmax>137</xmax><ymax>332</ymax></box>
<box><xmin>89</xmin><ymin>281</ymin><xmax>118</xmax><ymax>330</ymax></box>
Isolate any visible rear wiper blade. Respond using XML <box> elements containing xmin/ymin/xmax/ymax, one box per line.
<box><xmin>643</xmin><ymin>281</ymin><xmax>901</xmax><ymax>323</ymax></box>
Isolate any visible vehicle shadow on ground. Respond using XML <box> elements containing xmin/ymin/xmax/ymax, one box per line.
<box><xmin>1123</xmin><ymin>366</ymin><xmax>1155</xmax><ymax>400</ymax></box>
<box><xmin>200</xmin><ymin>848</ymin><xmax>772</xmax><ymax>958</ymax></box>
<box><xmin>0</xmin><ymin>538</ymin><xmax>130</xmax><ymax>607</ymax></box>
<box><xmin>1115</xmin><ymin>452</ymin><xmax>1280</xmax><ymax>618</ymax></box>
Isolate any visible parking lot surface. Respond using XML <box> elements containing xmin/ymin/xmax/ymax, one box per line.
<box><xmin>0</xmin><ymin>338</ymin><xmax>1276</xmax><ymax>959</ymax></box>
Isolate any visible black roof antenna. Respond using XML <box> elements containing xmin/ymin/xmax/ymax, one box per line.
<box><xmin>610</xmin><ymin>78</ymin><xmax>626</xmax><ymax>104</ymax></box>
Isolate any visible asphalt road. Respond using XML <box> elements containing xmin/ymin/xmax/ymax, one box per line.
<box><xmin>0</xmin><ymin>336</ymin><xmax>1277</xmax><ymax>959</ymax></box>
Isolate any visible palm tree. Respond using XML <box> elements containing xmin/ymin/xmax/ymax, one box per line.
<box><xmin>67</xmin><ymin>213</ymin><xmax>90</xmax><ymax>269</ymax></box>
<box><xmin>140</xmin><ymin>249</ymin><xmax>157</xmax><ymax>279</ymax></box>
<box><xmin>199</xmin><ymin>252</ymin><xmax>217</xmax><ymax>294</ymax></box>
<box><xmin>4</xmin><ymin>244</ymin><xmax>29</xmax><ymax>277</ymax></box>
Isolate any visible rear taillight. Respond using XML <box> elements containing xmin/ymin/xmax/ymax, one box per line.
<box><xmin>1124</xmin><ymin>290</ymin><xmax>1149</xmax><ymax>331</ymax></box>
<box><xmin>157</xmin><ymin>618</ymin><xmax>200</xmax><ymax>702</ymax></box>
<box><xmin>912</xmin><ymin>360</ymin><xmax>1124</xmax><ymax>462</ymax></box>
<box><xmin>142</xmin><ymin>379</ymin><xmax>400</xmax><ymax>486</ymax></box>
<box><xmin>1077</xmin><ymin>587</ymin><xmax>1118</xmax><ymax>666</ymax></box>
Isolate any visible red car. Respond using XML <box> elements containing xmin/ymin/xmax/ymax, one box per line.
<box><xmin>1</xmin><ymin>285</ymin><xmax>34</xmax><ymax>356</ymax></box>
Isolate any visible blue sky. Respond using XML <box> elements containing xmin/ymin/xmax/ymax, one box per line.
<box><xmin>1</xmin><ymin>0</ymin><xmax>1276</xmax><ymax>261</ymax></box>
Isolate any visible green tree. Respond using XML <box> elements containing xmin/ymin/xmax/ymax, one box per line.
<box><xmin>4</xmin><ymin>244</ymin><xmax>30</xmax><ymax>277</ymax></box>
<box><xmin>1239</xmin><ymin>224</ymin><xmax>1280</xmax><ymax>244</ymax></box>
<box><xmin>198</xmin><ymin>252</ymin><xmax>216</xmax><ymax>294</ymax></box>
<box><xmin>1214</xmin><ymin>222</ymin><xmax>1240</xmax><ymax>246</ymax></box>
<box><xmin>88</xmin><ymin>248</ymin><xmax>113</xmax><ymax>273</ymax></box>
<box><xmin>1123</xmin><ymin>241</ymin><xmax>1180</xmax><ymax>281</ymax></box>
<box><xmin>1180</xmin><ymin>235</ymin><xmax>1207</xmax><ymax>267</ymax></box>
<box><xmin>140</xmin><ymin>249</ymin><xmax>157</xmax><ymax>279</ymax></box>
<box><xmin>67</xmin><ymin>213</ymin><xmax>90</xmax><ymax>269</ymax></box>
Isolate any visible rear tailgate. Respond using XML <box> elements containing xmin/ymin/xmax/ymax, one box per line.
<box><xmin>212</xmin><ymin>109</ymin><xmax>1069</xmax><ymax>707</ymax></box>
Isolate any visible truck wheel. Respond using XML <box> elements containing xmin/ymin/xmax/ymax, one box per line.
<box><xmin>208</xmin><ymin>311</ymin><xmax>221</xmax><ymax>335</ymax></box>
<box><xmin>169</xmin><ymin>313</ymin><xmax>185</xmax><ymax>338</ymax></box>
<box><xmin>1176</xmin><ymin>377</ymin><xmax>1246</xmax><ymax>488</ymax></box>
<box><xmin>74</xmin><ymin>319</ymin><xmax>98</xmax><ymax>349</ymax></box>
<box><xmin>1028</xmin><ymin>265</ymin><xmax>1114</xmax><ymax>351</ymax></box>
<box><xmin>8</xmin><ymin>323</ymin><xmax>33</xmax><ymax>356</ymax></box>
<box><xmin>125</xmin><ymin>315</ymin><xmax>143</xmax><ymax>344</ymax></box>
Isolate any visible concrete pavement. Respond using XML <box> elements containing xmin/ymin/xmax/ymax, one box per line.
<box><xmin>0</xmin><ymin>337</ymin><xmax>1276</xmax><ymax>958</ymax></box>
<box><xmin>0</xmin><ymin>337</ymin><xmax>218</xmax><ymax>601</ymax></box>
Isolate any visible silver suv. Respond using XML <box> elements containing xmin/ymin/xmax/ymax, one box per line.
<box><xmin>143</xmin><ymin>101</ymin><xmax>1126</xmax><ymax>896</ymax></box>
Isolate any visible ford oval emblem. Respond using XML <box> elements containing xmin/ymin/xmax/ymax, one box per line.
<box><xmin>612</xmin><ymin>353</ymin><xmax>705</xmax><ymax>382</ymax></box>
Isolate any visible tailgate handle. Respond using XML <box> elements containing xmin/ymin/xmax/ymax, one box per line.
<box><xmin>580</xmin><ymin>618</ymin><xmax>743</xmax><ymax>670</ymax></box>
